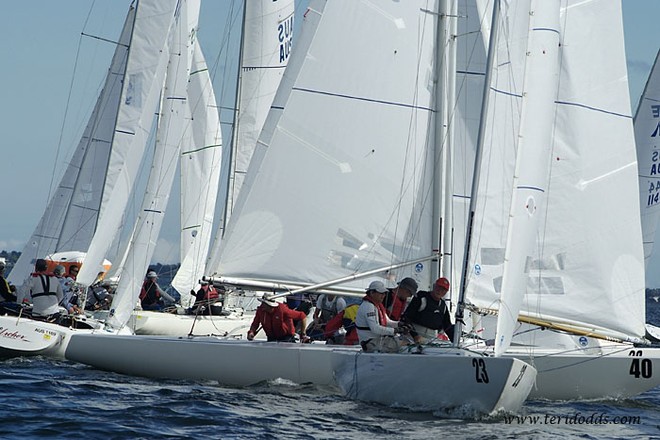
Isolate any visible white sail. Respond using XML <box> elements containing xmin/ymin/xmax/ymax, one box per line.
<box><xmin>207</xmin><ymin>0</ymin><xmax>296</xmax><ymax>271</ymax></box>
<box><xmin>466</xmin><ymin>0</ymin><xmax>646</xmax><ymax>342</ymax></box>
<box><xmin>9</xmin><ymin>7</ymin><xmax>136</xmax><ymax>285</ymax></box>
<box><xmin>213</xmin><ymin>0</ymin><xmax>436</xmax><ymax>291</ymax></box>
<box><xmin>106</xmin><ymin>0</ymin><xmax>200</xmax><ymax>329</ymax></box>
<box><xmin>493</xmin><ymin>0</ymin><xmax>561</xmax><ymax>356</ymax></box>
<box><xmin>171</xmin><ymin>42</ymin><xmax>223</xmax><ymax>305</ymax></box>
<box><xmin>635</xmin><ymin>49</ymin><xmax>660</xmax><ymax>265</ymax></box>
<box><xmin>77</xmin><ymin>0</ymin><xmax>179</xmax><ymax>287</ymax></box>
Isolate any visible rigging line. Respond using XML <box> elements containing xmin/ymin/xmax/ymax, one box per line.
<box><xmin>81</xmin><ymin>32</ymin><xmax>128</xmax><ymax>48</ymax></box>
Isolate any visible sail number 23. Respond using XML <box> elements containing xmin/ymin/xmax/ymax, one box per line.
<box><xmin>472</xmin><ymin>358</ymin><xmax>490</xmax><ymax>383</ymax></box>
<box><xmin>629</xmin><ymin>350</ymin><xmax>653</xmax><ymax>379</ymax></box>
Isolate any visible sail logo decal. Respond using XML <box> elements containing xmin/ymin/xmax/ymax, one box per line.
<box><xmin>278</xmin><ymin>14</ymin><xmax>294</xmax><ymax>63</ymax></box>
<box><xmin>0</xmin><ymin>327</ymin><xmax>29</xmax><ymax>342</ymax></box>
<box><xmin>415</xmin><ymin>263</ymin><xmax>423</xmax><ymax>273</ymax></box>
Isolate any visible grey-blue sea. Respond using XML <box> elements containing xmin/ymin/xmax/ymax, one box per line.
<box><xmin>1</xmin><ymin>295</ymin><xmax>659</xmax><ymax>440</ymax></box>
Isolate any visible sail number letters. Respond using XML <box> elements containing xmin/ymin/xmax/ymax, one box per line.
<box><xmin>629</xmin><ymin>350</ymin><xmax>653</xmax><ymax>379</ymax></box>
<box><xmin>472</xmin><ymin>358</ymin><xmax>490</xmax><ymax>383</ymax></box>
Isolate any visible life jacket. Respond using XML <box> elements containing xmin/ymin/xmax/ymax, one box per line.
<box><xmin>201</xmin><ymin>284</ymin><xmax>219</xmax><ymax>301</ymax></box>
<box><xmin>318</xmin><ymin>295</ymin><xmax>341</xmax><ymax>323</ymax></box>
<box><xmin>406</xmin><ymin>291</ymin><xmax>449</xmax><ymax>331</ymax></box>
<box><xmin>31</xmin><ymin>273</ymin><xmax>58</xmax><ymax>299</ymax></box>
<box><xmin>361</xmin><ymin>295</ymin><xmax>388</xmax><ymax>326</ymax></box>
<box><xmin>385</xmin><ymin>290</ymin><xmax>407</xmax><ymax>321</ymax></box>
<box><xmin>139</xmin><ymin>280</ymin><xmax>161</xmax><ymax>306</ymax></box>
<box><xmin>323</xmin><ymin>303</ymin><xmax>359</xmax><ymax>344</ymax></box>
<box><xmin>0</xmin><ymin>275</ymin><xmax>16</xmax><ymax>302</ymax></box>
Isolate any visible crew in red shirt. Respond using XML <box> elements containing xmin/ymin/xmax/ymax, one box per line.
<box><xmin>247</xmin><ymin>293</ymin><xmax>309</xmax><ymax>342</ymax></box>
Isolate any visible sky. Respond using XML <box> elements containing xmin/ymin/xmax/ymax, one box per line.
<box><xmin>1</xmin><ymin>1</ymin><xmax>659</xmax><ymax>282</ymax></box>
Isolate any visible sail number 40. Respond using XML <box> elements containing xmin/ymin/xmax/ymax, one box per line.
<box><xmin>629</xmin><ymin>350</ymin><xmax>653</xmax><ymax>379</ymax></box>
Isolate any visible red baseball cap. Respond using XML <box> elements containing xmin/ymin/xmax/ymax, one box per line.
<box><xmin>434</xmin><ymin>277</ymin><xmax>450</xmax><ymax>290</ymax></box>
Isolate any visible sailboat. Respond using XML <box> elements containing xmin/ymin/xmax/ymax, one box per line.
<box><xmin>66</xmin><ymin>0</ymin><xmax>537</xmax><ymax>416</ymax></box>
<box><xmin>0</xmin><ymin>0</ymin><xmax>180</xmax><ymax>359</ymax></box>
<box><xmin>455</xmin><ymin>2</ymin><xmax>660</xmax><ymax>400</ymax></box>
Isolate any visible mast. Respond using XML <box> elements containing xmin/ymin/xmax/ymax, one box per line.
<box><xmin>220</xmin><ymin>0</ymin><xmax>248</xmax><ymax>238</ymax></box>
<box><xmin>453</xmin><ymin>0</ymin><xmax>501</xmax><ymax>346</ymax></box>
<box><xmin>431</xmin><ymin>1</ymin><xmax>451</xmax><ymax>283</ymax></box>
<box><xmin>431</xmin><ymin>0</ymin><xmax>458</xmax><ymax>291</ymax></box>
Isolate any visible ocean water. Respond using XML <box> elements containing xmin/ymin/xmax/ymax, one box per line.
<box><xmin>1</xmin><ymin>296</ymin><xmax>659</xmax><ymax>439</ymax></box>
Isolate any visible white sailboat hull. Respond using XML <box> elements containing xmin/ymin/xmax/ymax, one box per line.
<box><xmin>0</xmin><ymin>314</ymin><xmax>101</xmax><ymax>360</ymax></box>
<box><xmin>131</xmin><ymin>310</ymin><xmax>255</xmax><ymax>338</ymax></box>
<box><xmin>65</xmin><ymin>334</ymin><xmax>355</xmax><ymax>386</ymax></box>
<box><xmin>471</xmin><ymin>319</ymin><xmax>660</xmax><ymax>399</ymax></box>
<box><xmin>332</xmin><ymin>347</ymin><xmax>536</xmax><ymax>415</ymax></box>
<box><xmin>65</xmin><ymin>333</ymin><xmax>535</xmax><ymax>415</ymax></box>
<box><xmin>504</xmin><ymin>345</ymin><xmax>660</xmax><ymax>400</ymax></box>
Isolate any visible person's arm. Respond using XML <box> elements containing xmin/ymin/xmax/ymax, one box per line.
<box><xmin>312</xmin><ymin>296</ymin><xmax>323</xmax><ymax>321</ymax></box>
<box><xmin>247</xmin><ymin>308</ymin><xmax>263</xmax><ymax>340</ymax></box>
<box><xmin>285</xmin><ymin>308</ymin><xmax>309</xmax><ymax>339</ymax></box>
<box><xmin>402</xmin><ymin>296</ymin><xmax>421</xmax><ymax>340</ymax></box>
